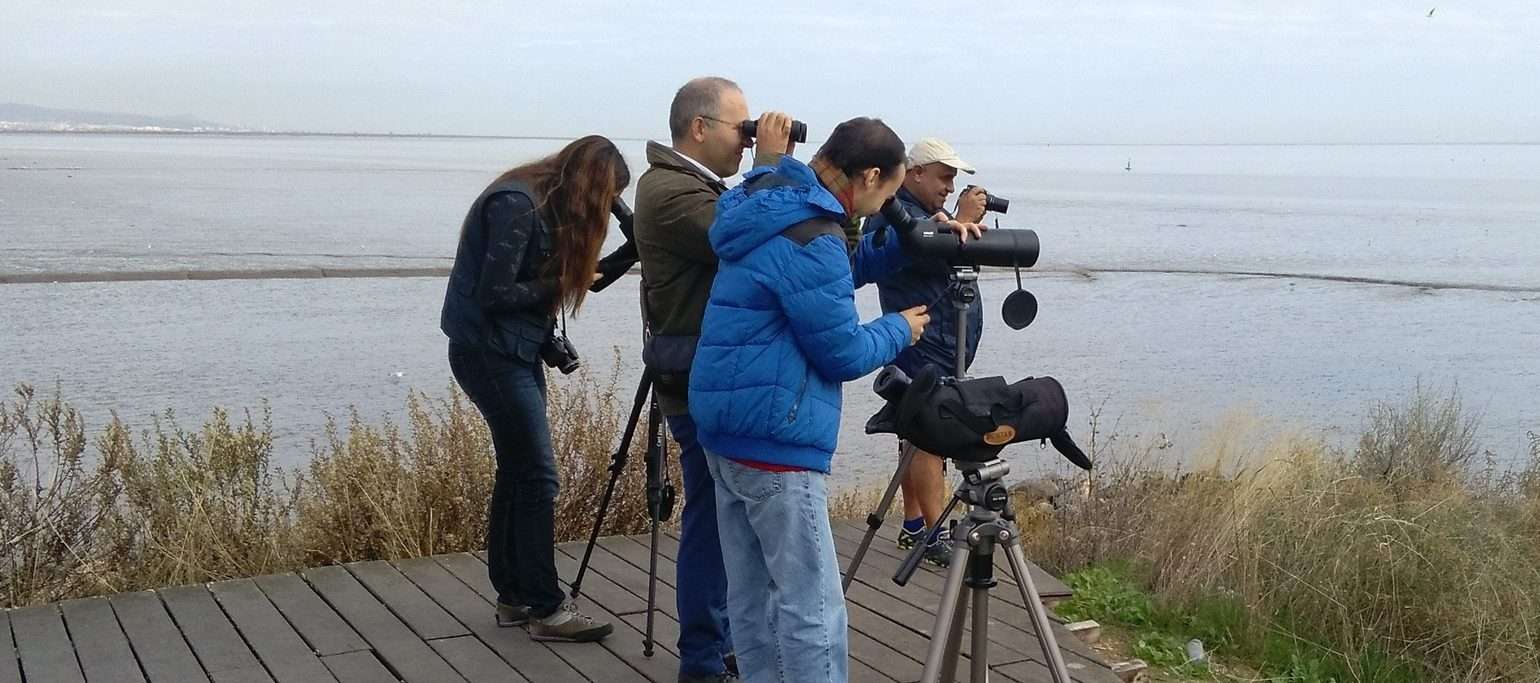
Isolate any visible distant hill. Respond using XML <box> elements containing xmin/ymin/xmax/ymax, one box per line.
<box><xmin>0</xmin><ymin>102</ymin><xmax>231</xmax><ymax>131</ymax></box>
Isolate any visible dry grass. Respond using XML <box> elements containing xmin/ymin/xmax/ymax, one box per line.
<box><xmin>11</xmin><ymin>368</ymin><xmax>1540</xmax><ymax>681</ymax></box>
<box><xmin>1023</xmin><ymin>388</ymin><xmax>1540</xmax><ymax>681</ymax></box>
<box><xmin>0</xmin><ymin>356</ymin><xmax>677</xmax><ymax>608</ymax></box>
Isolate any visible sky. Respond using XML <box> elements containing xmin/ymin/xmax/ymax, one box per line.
<box><xmin>4</xmin><ymin>1</ymin><xmax>1538</xmax><ymax>143</ymax></box>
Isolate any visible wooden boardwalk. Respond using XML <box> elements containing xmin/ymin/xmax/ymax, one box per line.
<box><xmin>1</xmin><ymin>521</ymin><xmax>1122</xmax><ymax>682</ymax></box>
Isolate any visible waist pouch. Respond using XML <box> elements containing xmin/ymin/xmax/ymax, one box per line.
<box><xmin>643</xmin><ymin>334</ymin><xmax>699</xmax><ymax>392</ymax></box>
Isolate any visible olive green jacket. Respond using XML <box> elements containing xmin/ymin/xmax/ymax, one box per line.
<box><xmin>633</xmin><ymin>141</ymin><xmax>777</xmax><ymax>414</ymax></box>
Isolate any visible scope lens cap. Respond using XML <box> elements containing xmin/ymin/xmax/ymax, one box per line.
<box><xmin>1002</xmin><ymin>289</ymin><xmax>1038</xmax><ymax>330</ymax></box>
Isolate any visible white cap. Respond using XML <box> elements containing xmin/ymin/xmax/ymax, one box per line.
<box><xmin>906</xmin><ymin>138</ymin><xmax>975</xmax><ymax>174</ymax></box>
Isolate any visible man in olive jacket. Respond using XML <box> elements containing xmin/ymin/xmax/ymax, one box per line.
<box><xmin>633</xmin><ymin>76</ymin><xmax>793</xmax><ymax>683</ymax></box>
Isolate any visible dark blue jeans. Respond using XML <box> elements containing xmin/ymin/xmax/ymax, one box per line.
<box><xmin>667</xmin><ymin>413</ymin><xmax>734</xmax><ymax>677</ymax></box>
<box><xmin>448</xmin><ymin>341</ymin><xmax>564</xmax><ymax>618</ymax></box>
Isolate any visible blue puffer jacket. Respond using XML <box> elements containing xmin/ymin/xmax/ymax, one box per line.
<box><xmin>689</xmin><ymin>156</ymin><xmax>912</xmax><ymax>473</ymax></box>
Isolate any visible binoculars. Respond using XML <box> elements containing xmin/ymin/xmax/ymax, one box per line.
<box><xmin>741</xmin><ymin>119</ymin><xmax>808</xmax><ymax>144</ymax></box>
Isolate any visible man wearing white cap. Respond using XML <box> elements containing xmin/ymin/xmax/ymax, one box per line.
<box><xmin>861</xmin><ymin>137</ymin><xmax>998</xmax><ymax>568</ymax></box>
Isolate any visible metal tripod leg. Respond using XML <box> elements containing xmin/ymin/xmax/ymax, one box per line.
<box><xmin>842</xmin><ymin>441</ymin><xmax>920</xmax><ymax>592</ymax></box>
<box><xmin>642</xmin><ymin>396</ymin><xmax>666</xmax><ymax>657</ymax></box>
<box><xmin>970</xmin><ymin>587</ymin><xmax>991</xmax><ymax>683</ymax></box>
<box><xmin>572</xmin><ymin>370</ymin><xmax>652</xmax><ymax>599</ymax></box>
<box><xmin>937</xmin><ymin>585</ymin><xmax>969</xmax><ymax>683</ymax></box>
<box><xmin>1003</xmin><ymin>536</ymin><xmax>1072</xmax><ymax>683</ymax></box>
<box><xmin>922</xmin><ymin>543</ymin><xmax>972</xmax><ymax>682</ymax></box>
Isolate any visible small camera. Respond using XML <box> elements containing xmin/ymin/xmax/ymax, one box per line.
<box><xmin>740</xmin><ymin>119</ymin><xmax>808</xmax><ymax>144</ymax></box>
<box><xmin>962</xmin><ymin>185</ymin><xmax>1009</xmax><ymax>215</ymax></box>
<box><xmin>540</xmin><ymin>332</ymin><xmax>581</xmax><ymax>375</ymax></box>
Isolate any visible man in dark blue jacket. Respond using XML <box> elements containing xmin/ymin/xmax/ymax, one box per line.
<box><xmin>688</xmin><ymin>119</ymin><xmax>983</xmax><ymax>682</ymax></box>
<box><xmin>861</xmin><ymin>137</ymin><xmax>996</xmax><ymax>569</ymax></box>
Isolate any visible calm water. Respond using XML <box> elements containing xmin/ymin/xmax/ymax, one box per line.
<box><xmin>3</xmin><ymin>134</ymin><xmax>1537</xmax><ymax>488</ymax></box>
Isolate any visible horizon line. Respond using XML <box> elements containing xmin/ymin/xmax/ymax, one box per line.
<box><xmin>2</xmin><ymin>129</ymin><xmax>1536</xmax><ymax>147</ymax></box>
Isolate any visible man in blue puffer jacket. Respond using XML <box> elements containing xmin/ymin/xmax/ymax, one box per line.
<box><xmin>689</xmin><ymin>117</ymin><xmax>983</xmax><ymax>682</ymax></box>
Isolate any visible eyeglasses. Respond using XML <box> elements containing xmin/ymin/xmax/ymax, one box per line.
<box><xmin>700</xmin><ymin>115</ymin><xmax>743</xmax><ymax>131</ymax></box>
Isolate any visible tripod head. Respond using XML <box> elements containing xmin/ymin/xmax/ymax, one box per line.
<box><xmin>957</xmin><ymin>459</ymin><xmax>1012</xmax><ymax>513</ymax></box>
<box><xmin>945</xmin><ymin>268</ymin><xmax>980</xmax><ymax>379</ymax></box>
<box><xmin>894</xmin><ymin>458</ymin><xmax>1017</xmax><ymax>586</ymax></box>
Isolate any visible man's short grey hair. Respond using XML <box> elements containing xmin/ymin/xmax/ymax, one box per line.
<box><xmin>669</xmin><ymin>76</ymin><xmax>741</xmax><ymax>142</ymax></box>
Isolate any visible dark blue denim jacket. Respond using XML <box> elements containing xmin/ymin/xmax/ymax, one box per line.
<box><xmin>861</xmin><ymin>186</ymin><xmax>983</xmax><ymax>376</ymax></box>
<box><xmin>440</xmin><ymin>179</ymin><xmax>556</xmax><ymax>363</ymax></box>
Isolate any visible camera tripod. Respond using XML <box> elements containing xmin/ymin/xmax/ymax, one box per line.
<box><xmin>842</xmin><ymin>267</ymin><xmax>1072</xmax><ymax>681</ymax></box>
<box><xmin>904</xmin><ymin>459</ymin><xmax>1072</xmax><ymax>683</ymax></box>
<box><xmin>570</xmin><ymin>367</ymin><xmax>676</xmax><ymax>657</ymax></box>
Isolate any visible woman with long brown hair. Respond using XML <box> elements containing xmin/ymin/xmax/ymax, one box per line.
<box><xmin>440</xmin><ymin>135</ymin><xmax>629</xmax><ymax>642</ymax></box>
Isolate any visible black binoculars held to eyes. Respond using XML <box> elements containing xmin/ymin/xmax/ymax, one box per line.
<box><xmin>740</xmin><ymin>119</ymin><xmax>809</xmax><ymax>144</ymax></box>
<box><xmin>963</xmin><ymin>185</ymin><xmax>1010</xmax><ymax>214</ymax></box>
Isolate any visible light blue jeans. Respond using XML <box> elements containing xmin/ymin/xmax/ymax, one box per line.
<box><xmin>705</xmin><ymin>452</ymin><xmax>848</xmax><ymax>683</ymax></box>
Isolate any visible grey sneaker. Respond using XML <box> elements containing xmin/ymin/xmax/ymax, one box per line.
<box><xmin>922</xmin><ymin>528</ymin><xmax>954</xmax><ymax>569</ymax></box>
<box><xmin>529</xmin><ymin>602</ymin><xmax>614</xmax><ymax>643</ymax></box>
<box><xmin>495</xmin><ymin>602</ymin><xmax>528</xmax><ymax>628</ymax></box>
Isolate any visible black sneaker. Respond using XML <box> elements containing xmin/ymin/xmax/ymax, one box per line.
<box><xmin>922</xmin><ymin>528</ymin><xmax>954</xmax><ymax>569</ymax></box>
<box><xmin>897</xmin><ymin>526</ymin><xmax>924</xmax><ymax>550</ymax></box>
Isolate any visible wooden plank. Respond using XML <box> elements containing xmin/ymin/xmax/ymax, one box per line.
<box><xmin>829</xmin><ymin>520</ymin><xmax>1071</xmax><ymax>606</ymax></box>
<box><xmin>830</xmin><ymin>532</ymin><xmax>1059</xmax><ymax>666</ymax></box>
<box><xmin>0</xmin><ymin>610</ymin><xmax>21</xmax><ymax>683</ymax></box>
<box><xmin>849</xmin><ymin>657</ymin><xmax>895</xmax><ymax>682</ymax></box>
<box><xmin>427</xmin><ymin>636</ymin><xmax>524</xmax><ymax>683</ymax></box>
<box><xmin>827</xmin><ymin>524</ymin><xmax>1089</xmax><ymax>652</ymax></box>
<box><xmin>997</xmin><ymin>655</ymin><xmax>1122</xmax><ymax>683</ymax></box>
<box><xmin>832</xmin><ymin>520</ymin><xmax>1072</xmax><ymax>599</ymax></box>
<box><xmin>345</xmin><ymin>562</ymin><xmax>467</xmax><ymax>642</ymax></box>
<box><xmin>550</xmin><ymin>543</ymin><xmax>648</xmax><ymax>615</ymax></box>
<box><xmin>108</xmin><ymin>591</ymin><xmax>210</xmax><ymax>683</ymax></box>
<box><xmin>622</xmin><ymin>531</ymin><xmax>1025</xmax><ymax>667</ymax></box>
<box><xmin>845</xmin><ymin>597</ymin><xmax>973</xmax><ymax>670</ymax></box>
<box><xmin>458</xmin><ymin>549</ymin><xmax>670</xmax><ymax>683</ymax></box>
<box><xmin>830</xmin><ymin>532</ymin><xmax>1109</xmax><ymax>669</ymax></box>
<box><xmin>300</xmin><ymin>565</ymin><xmax>464</xmax><ymax>683</ymax></box>
<box><xmin>842</xmin><ymin>573</ymin><xmax>1031</xmax><ymax>665</ymax></box>
<box><xmin>209</xmin><ymin>579</ymin><xmax>336</xmax><ymax>683</ymax></box>
<box><xmin>557</xmin><ymin>541</ymin><xmax>671</xmax><ymax>615</ymax></box>
<box><xmin>396</xmin><ymin>555</ymin><xmax>580</xmax><ymax>682</ymax></box>
<box><xmin>208</xmin><ymin>666</ymin><xmax>275</xmax><ymax>683</ymax></box>
<box><xmin>158</xmin><ymin>585</ymin><xmax>270</xmax><ymax>680</ymax></box>
<box><xmin>58</xmin><ymin>597</ymin><xmax>145</xmax><ymax>683</ymax></box>
<box><xmin>622</xmin><ymin>531</ymin><xmax>1031</xmax><ymax>675</ymax></box>
<box><xmin>319</xmin><ymin>651</ymin><xmax>397</xmax><ymax>683</ymax></box>
<box><xmin>651</xmin><ymin>527</ymin><xmax>1120</xmax><ymax>676</ymax></box>
<box><xmin>619</xmin><ymin>612</ymin><xmax>682</xmax><ymax>660</ymax></box>
<box><xmin>847</xmin><ymin>627</ymin><xmax>923</xmax><ymax>682</ymax></box>
<box><xmin>552</xmin><ymin>542</ymin><xmax>677</xmax><ymax>620</ymax></box>
<box><xmin>544</xmin><ymin>556</ymin><xmax>680</xmax><ymax>683</ymax></box>
<box><xmin>607</xmin><ymin>533</ymin><xmax>916</xmax><ymax>680</ymax></box>
<box><xmin>252</xmin><ymin>575</ymin><xmax>369</xmax><ymax>656</ymax></box>
<box><xmin>429</xmin><ymin>555</ymin><xmax>495</xmax><ymax>603</ymax></box>
<box><xmin>426</xmin><ymin>553</ymin><xmax>615</xmax><ymax>683</ymax></box>
<box><xmin>9</xmin><ymin>605</ymin><xmax>85</xmax><ymax>683</ymax></box>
